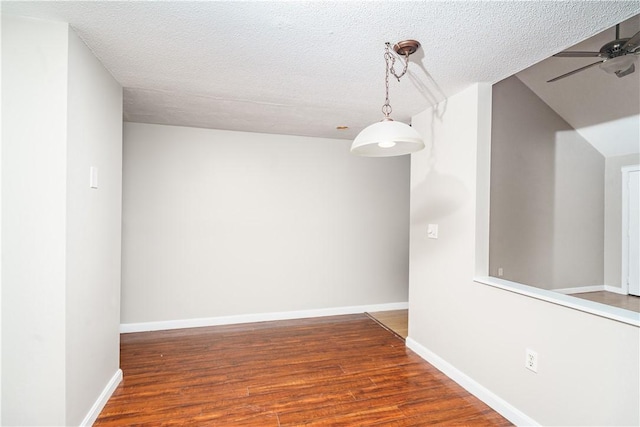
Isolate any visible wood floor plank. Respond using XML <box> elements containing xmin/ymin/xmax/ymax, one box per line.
<box><xmin>571</xmin><ymin>291</ymin><xmax>640</xmax><ymax>312</ymax></box>
<box><xmin>95</xmin><ymin>314</ymin><xmax>510</xmax><ymax>426</ymax></box>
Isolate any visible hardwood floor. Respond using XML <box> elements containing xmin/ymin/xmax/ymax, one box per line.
<box><xmin>367</xmin><ymin>309</ymin><xmax>409</xmax><ymax>339</ymax></box>
<box><xmin>571</xmin><ymin>291</ymin><xmax>640</xmax><ymax>313</ymax></box>
<box><xmin>96</xmin><ymin>314</ymin><xmax>510</xmax><ymax>426</ymax></box>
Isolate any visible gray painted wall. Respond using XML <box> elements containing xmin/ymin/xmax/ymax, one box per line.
<box><xmin>1</xmin><ymin>15</ymin><xmax>122</xmax><ymax>426</ymax></box>
<box><xmin>2</xmin><ymin>15</ymin><xmax>68</xmax><ymax>425</ymax></box>
<box><xmin>489</xmin><ymin>76</ymin><xmax>604</xmax><ymax>290</ymax></box>
<box><xmin>121</xmin><ymin>123</ymin><xmax>409</xmax><ymax>324</ymax></box>
<box><xmin>65</xmin><ymin>28</ymin><xmax>123</xmax><ymax>426</ymax></box>
<box><xmin>409</xmin><ymin>83</ymin><xmax>639</xmax><ymax>426</ymax></box>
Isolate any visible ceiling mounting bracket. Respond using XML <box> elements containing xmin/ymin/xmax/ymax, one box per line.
<box><xmin>393</xmin><ymin>40</ymin><xmax>421</xmax><ymax>56</ymax></box>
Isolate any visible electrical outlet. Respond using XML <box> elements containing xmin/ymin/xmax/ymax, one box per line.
<box><xmin>525</xmin><ymin>348</ymin><xmax>538</xmax><ymax>373</ymax></box>
<box><xmin>497</xmin><ymin>267</ymin><xmax>503</xmax><ymax>277</ymax></box>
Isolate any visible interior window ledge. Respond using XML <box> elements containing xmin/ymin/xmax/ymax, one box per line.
<box><xmin>474</xmin><ymin>276</ymin><xmax>640</xmax><ymax>327</ymax></box>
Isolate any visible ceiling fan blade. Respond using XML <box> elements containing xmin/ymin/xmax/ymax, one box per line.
<box><xmin>553</xmin><ymin>51</ymin><xmax>601</xmax><ymax>57</ymax></box>
<box><xmin>546</xmin><ymin>60</ymin><xmax>603</xmax><ymax>83</ymax></box>
<box><xmin>622</xmin><ymin>30</ymin><xmax>640</xmax><ymax>52</ymax></box>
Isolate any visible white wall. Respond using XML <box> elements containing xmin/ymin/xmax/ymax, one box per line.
<box><xmin>490</xmin><ymin>76</ymin><xmax>604</xmax><ymax>290</ymax></box>
<box><xmin>2</xmin><ymin>15</ymin><xmax>69</xmax><ymax>425</ymax></box>
<box><xmin>65</xmin><ymin>29</ymin><xmax>122</xmax><ymax>426</ymax></box>
<box><xmin>604</xmin><ymin>153</ymin><xmax>640</xmax><ymax>288</ymax></box>
<box><xmin>408</xmin><ymin>84</ymin><xmax>639</xmax><ymax>426</ymax></box>
<box><xmin>122</xmin><ymin>123</ymin><xmax>409</xmax><ymax>325</ymax></box>
<box><xmin>1</xmin><ymin>15</ymin><xmax>122</xmax><ymax>426</ymax></box>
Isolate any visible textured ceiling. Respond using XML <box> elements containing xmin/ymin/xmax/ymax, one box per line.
<box><xmin>3</xmin><ymin>1</ymin><xmax>640</xmax><ymax>140</ymax></box>
<box><xmin>517</xmin><ymin>15</ymin><xmax>640</xmax><ymax>157</ymax></box>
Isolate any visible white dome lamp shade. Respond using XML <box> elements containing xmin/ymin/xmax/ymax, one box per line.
<box><xmin>351</xmin><ymin>118</ymin><xmax>424</xmax><ymax>157</ymax></box>
<box><xmin>351</xmin><ymin>40</ymin><xmax>425</xmax><ymax>157</ymax></box>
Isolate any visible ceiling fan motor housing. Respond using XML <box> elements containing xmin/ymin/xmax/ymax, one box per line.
<box><xmin>600</xmin><ymin>39</ymin><xmax>631</xmax><ymax>58</ymax></box>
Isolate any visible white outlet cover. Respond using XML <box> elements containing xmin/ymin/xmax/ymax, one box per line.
<box><xmin>427</xmin><ymin>224</ymin><xmax>438</xmax><ymax>239</ymax></box>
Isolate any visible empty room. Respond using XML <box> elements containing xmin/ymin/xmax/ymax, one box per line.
<box><xmin>2</xmin><ymin>1</ymin><xmax>639</xmax><ymax>426</ymax></box>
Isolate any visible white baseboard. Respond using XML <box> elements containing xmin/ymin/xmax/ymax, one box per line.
<box><xmin>80</xmin><ymin>369</ymin><xmax>122</xmax><ymax>427</ymax></box>
<box><xmin>554</xmin><ymin>285</ymin><xmax>604</xmax><ymax>294</ymax></box>
<box><xmin>120</xmin><ymin>302</ymin><xmax>408</xmax><ymax>333</ymax></box>
<box><xmin>405</xmin><ymin>337</ymin><xmax>538</xmax><ymax>427</ymax></box>
<box><xmin>604</xmin><ymin>285</ymin><xmax>627</xmax><ymax>295</ymax></box>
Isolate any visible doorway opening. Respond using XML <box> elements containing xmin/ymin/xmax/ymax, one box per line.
<box><xmin>366</xmin><ymin>310</ymin><xmax>408</xmax><ymax>339</ymax></box>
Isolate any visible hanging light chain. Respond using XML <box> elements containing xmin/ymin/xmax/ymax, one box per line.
<box><xmin>382</xmin><ymin>45</ymin><xmax>392</xmax><ymax>117</ymax></box>
<box><xmin>381</xmin><ymin>42</ymin><xmax>411</xmax><ymax>118</ymax></box>
<box><xmin>386</xmin><ymin>43</ymin><xmax>410</xmax><ymax>81</ymax></box>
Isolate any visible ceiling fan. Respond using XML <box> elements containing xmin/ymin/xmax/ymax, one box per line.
<box><xmin>547</xmin><ymin>24</ymin><xmax>640</xmax><ymax>82</ymax></box>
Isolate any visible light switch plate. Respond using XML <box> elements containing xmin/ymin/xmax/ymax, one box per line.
<box><xmin>90</xmin><ymin>166</ymin><xmax>98</xmax><ymax>189</ymax></box>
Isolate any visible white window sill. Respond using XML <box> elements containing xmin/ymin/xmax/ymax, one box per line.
<box><xmin>474</xmin><ymin>277</ymin><xmax>640</xmax><ymax>327</ymax></box>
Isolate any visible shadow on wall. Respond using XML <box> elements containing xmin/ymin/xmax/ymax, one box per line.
<box><xmin>411</xmin><ymin>99</ymin><xmax>469</xmax><ymax>226</ymax></box>
<box><xmin>407</xmin><ymin>48</ymin><xmax>448</xmax><ymax>109</ymax></box>
<box><xmin>412</xmin><ymin>169</ymin><xmax>470</xmax><ymax>225</ymax></box>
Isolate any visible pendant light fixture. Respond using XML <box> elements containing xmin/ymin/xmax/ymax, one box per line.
<box><xmin>351</xmin><ymin>40</ymin><xmax>425</xmax><ymax>157</ymax></box>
